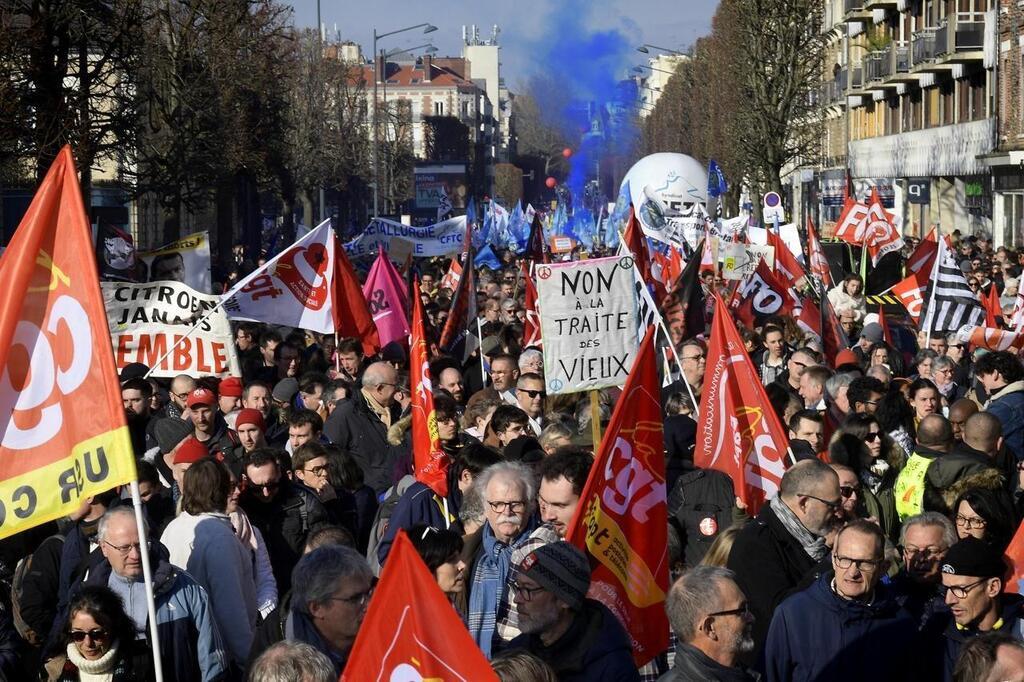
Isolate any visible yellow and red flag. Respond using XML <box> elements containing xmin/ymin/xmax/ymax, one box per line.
<box><xmin>410</xmin><ymin>279</ymin><xmax>447</xmax><ymax>496</ymax></box>
<box><xmin>565</xmin><ymin>327</ymin><xmax>669</xmax><ymax>666</ymax></box>
<box><xmin>696</xmin><ymin>293</ymin><xmax>791</xmax><ymax>512</ymax></box>
<box><xmin>343</xmin><ymin>530</ymin><xmax>497</xmax><ymax>680</ymax></box>
<box><xmin>0</xmin><ymin>146</ymin><xmax>135</xmax><ymax>538</ymax></box>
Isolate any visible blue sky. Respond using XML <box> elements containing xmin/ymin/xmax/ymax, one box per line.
<box><xmin>288</xmin><ymin>0</ymin><xmax>718</xmax><ymax>89</ymax></box>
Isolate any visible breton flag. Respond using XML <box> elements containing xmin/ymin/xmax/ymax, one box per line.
<box><xmin>0</xmin><ymin>146</ymin><xmax>136</xmax><ymax>538</ymax></box>
<box><xmin>565</xmin><ymin>327</ymin><xmax>669</xmax><ymax>666</ymax></box>
<box><xmin>409</xmin><ymin>280</ymin><xmax>447</xmax><ymax>496</ymax></box>
<box><xmin>696</xmin><ymin>293</ymin><xmax>791</xmax><ymax>512</ymax></box>
<box><xmin>920</xmin><ymin>236</ymin><xmax>986</xmax><ymax>334</ymax></box>
<box><xmin>342</xmin><ymin>531</ymin><xmax>497</xmax><ymax>680</ymax></box>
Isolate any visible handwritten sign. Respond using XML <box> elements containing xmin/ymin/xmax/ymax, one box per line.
<box><xmin>536</xmin><ymin>256</ymin><xmax>639</xmax><ymax>394</ymax></box>
<box><xmin>722</xmin><ymin>243</ymin><xmax>775</xmax><ymax>280</ymax></box>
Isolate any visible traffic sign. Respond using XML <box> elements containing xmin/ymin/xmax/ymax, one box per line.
<box><xmin>762</xmin><ymin>192</ymin><xmax>786</xmax><ymax>223</ymax></box>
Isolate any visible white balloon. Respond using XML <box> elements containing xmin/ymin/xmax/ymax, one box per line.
<box><xmin>621</xmin><ymin>153</ymin><xmax>709</xmax><ymax>232</ymax></box>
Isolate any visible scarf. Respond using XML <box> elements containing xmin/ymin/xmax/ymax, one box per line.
<box><xmin>285</xmin><ymin>608</ymin><xmax>347</xmax><ymax>676</ymax></box>
<box><xmin>467</xmin><ymin>523</ymin><xmax>522</xmax><ymax>659</ymax></box>
<box><xmin>361</xmin><ymin>388</ymin><xmax>393</xmax><ymax>429</ymax></box>
<box><xmin>770</xmin><ymin>495</ymin><xmax>828</xmax><ymax>561</ymax></box>
<box><xmin>66</xmin><ymin>640</ymin><xmax>119</xmax><ymax>681</ymax></box>
<box><xmin>230</xmin><ymin>509</ymin><xmax>258</xmax><ymax>551</ymax></box>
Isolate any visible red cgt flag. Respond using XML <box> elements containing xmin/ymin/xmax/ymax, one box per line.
<box><xmin>409</xmin><ymin>280</ymin><xmax>448</xmax><ymax>497</ymax></box>
<box><xmin>696</xmin><ymin>294</ymin><xmax>791</xmax><ymax>512</ymax></box>
<box><xmin>342</xmin><ymin>531</ymin><xmax>497</xmax><ymax>681</ymax></box>
<box><xmin>332</xmin><ymin>235</ymin><xmax>380</xmax><ymax>356</ymax></box>
<box><xmin>0</xmin><ymin>146</ymin><xmax>136</xmax><ymax>538</ymax></box>
<box><xmin>565</xmin><ymin>327</ymin><xmax>669</xmax><ymax>666</ymax></box>
<box><xmin>982</xmin><ymin>284</ymin><xmax>1002</xmax><ymax>328</ymax></box>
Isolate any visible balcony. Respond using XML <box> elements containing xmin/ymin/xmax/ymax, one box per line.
<box><xmin>934</xmin><ymin>12</ymin><xmax>986</xmax><ymax>61</ymax></box>
<box><xmin>864</xmin><ymin>0</ymin><xmax>898</xmax><ymax>7</ymax></box>
<box><xmin>849</xmin><ymin>63</ymin><xmax>866</xmax><ymax>91</ymax></box>
<box><xmin>842</xmin><ymin>0</ymin><xmax>870</xmax><ymax>21</ymax></box>
<box><xmin>894</xmin><ymin>43</ymin><xmax>910</xmax><ymax>73</ymax></box>
<box><xmin>911</xmin><ymin>29</ymin><xmax>937</xmax><ymax>65</ymax></box>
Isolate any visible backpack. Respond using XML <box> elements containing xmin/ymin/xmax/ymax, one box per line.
<box><xmin>668</xmin><ymin>468</ymin><xmax>736</xmax><ymax>567</ymax></box>
<box><xmin>11</xmin><ymin>533</ymin><xmax>64</xmax><ymax>646</ymax></box>
<box><xmin>365</xmin><ymin>474</ymin><xmax>416</xmax><ymax>576</ymax></box>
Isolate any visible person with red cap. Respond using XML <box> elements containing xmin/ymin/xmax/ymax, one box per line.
<box><xmin>187</xmin><ymin>387</ymin><xmax>241</xmax><ymax>464</ymax></box>
<box><xmin>228</xmin><ymin>408</ymin><xmax>266</xmax><ymax>477</ymax></box>
<box><xmin>171</xmin><ymin>436</ymin><xmax>208</xmax><ymax>494</ymax></box>
<box><xmin>218</xmin><ymin>376</ymin><xmax>244</xmax><ymax>428</ymax></box>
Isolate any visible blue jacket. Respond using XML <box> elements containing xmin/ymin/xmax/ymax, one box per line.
<box><xmin>985</xmin><ymin>381</ymin><xmax>1024</xmax><ymax>462</ymax></box>
<box><xmin>764</xmin><ymin>573</ymin><xmax>919</xmax><ymax>682</ymax></box>
<box><xmin>936</xmin><ymin>594</ymin><xmax>1024</xmax><ymax>682</ymax></box>
<box><xmin>376</xmin><ymin>481</ymin><xmax>459</xmax><ymax>566</ymax></box>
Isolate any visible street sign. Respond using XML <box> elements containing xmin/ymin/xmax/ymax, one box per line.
<box><xmin>762</xmin><ymin>192</ymin><xmax>786</xmax><ymax>223</ymax></box>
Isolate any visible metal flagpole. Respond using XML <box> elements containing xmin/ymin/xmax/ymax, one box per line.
<box><xmin>129</xmin><ymin>480</ymin><xmax>164</xmax><ymax>682</ymax></box>
<box><xmin>142</xmin><ymin>302</ymin><xmax>227</xmax><ymax>379</ymax></box>
<box><xmin>476</xmin><ymin>316</ymin><xmax>487</xmax><ymax>386</ymax></box>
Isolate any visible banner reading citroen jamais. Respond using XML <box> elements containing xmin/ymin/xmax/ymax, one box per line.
<box><xmin>0</xmin><ymin>147</ymin><xmax>135</xmax><ymax>539</ymax></box>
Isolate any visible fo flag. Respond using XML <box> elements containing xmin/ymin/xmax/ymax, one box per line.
<box><xmin>343</xmin><ymin>531</ymin><xmax>497</xmax><ymax>680</ymax></box>
<box><xmin>730</xmin><ymin>259</ymin><xmax>796</xmax><ymax>328</ymax></box>
<box><xmin>362</xmin><ymin>249</ymin><xmax>410</xmax><ymax>350</ymax></box>
<box><xmin>833</xmin><ymin>190</ymin><xmax>904</xmax><ymax>266</ymax></box>
<box><xmin>696</xmin><ymin>294</ymin><xmax>790</xmax><ymax>512</ymax></box>
<box><xmin>565</xmin><ymin>327</ymin><xmax>669</xmax><ymax>666</ymax></box>
<box><xmin>0</xmin><ymin>146</ymin><xmax>135</xmax><ymax>538</ymax></box>
<box><xmin>410</xmin><ymin>280</ymin><xmax>447</xmax><ymax>496</ymax></box>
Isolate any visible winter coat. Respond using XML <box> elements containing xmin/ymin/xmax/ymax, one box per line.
<box><xmin>764</xmin><ymin>573</ymin><xmax>919</xmax><ymax>682</ymax></box>
<box><xmin>376</xmin><ymin>481</ymin><xmax>461</xmax><ymax>566</ymax></box>
<box><xmin>323</xmin><ymin>390</ymin><xmax>408</xmax><ymax>494</ymax></box>
<box><xmin>827</xmin><ymin>285</ymin><xmax>866</xmax><ymax>320</ymax></box>
<box><xmin>985</xmin><ymin>380</ymin><xmax>1024</xmax><ymax>462</ymax></box>
<box><xmin>507</xmin><ymin>599</ymin><xmax>640</xmax><ymax>682</ymax></box>
<box><xmin>159</xmin><ymin>512</ymin><xmax>257</xmax><ymax>666</ymax></box>
<box><xmin>726</xmin><ymin>504</ymin><xmax>823</xmax><ymax>663</ymax></box>
<box><xmin>658</xmin><ymin>643</ymin><xmax>758</xmax><ymax>681</ymax></box>
<box><xmin>934</xmin><ymin>594</ymin><xmax>1024</xmax><ymax>682</ymax></box>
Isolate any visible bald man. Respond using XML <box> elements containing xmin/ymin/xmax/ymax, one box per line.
<box><xmin>323</xmin><ymin>361</ymin><xmax>409</xmax><ymax>493</ymax></box>
<box><xmin>895</xmin><ymin>414</ymin><xmax>954</xmax><ymax>521</ymax></box>
<box><xmin>948</xmin><ymin>399</ymin><xmax>979</xmax><ymax>442</ymax></box>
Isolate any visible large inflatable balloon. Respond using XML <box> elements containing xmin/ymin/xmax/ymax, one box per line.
<box><xmin>620</xmin><ymin>152</ymin><xmax>710</xmax><ymax>247</ymax></box>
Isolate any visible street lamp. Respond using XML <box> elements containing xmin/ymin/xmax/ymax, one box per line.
<box><xmin>637</xmin><ymin>43</ymin><xmax>685</xmax><ymax>56</ymax></box>
<box><xmin>633</xmin><ymin>64</ymin><xmax>679</xmax><ymax>77</ymax></box>
<box><xmin>372</xmin><ymin>23</ymin><xmax>437</xmax><ymax>217</ymax></box>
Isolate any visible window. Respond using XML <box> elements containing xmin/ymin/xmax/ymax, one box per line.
<box><xmin>434</xmin><ymin>101</ymin><xmax>444</xmax><ymax>116</ymax></box>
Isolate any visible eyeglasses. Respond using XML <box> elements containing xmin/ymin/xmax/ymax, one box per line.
<box><xmin>103</xmin><ymin>540</ymin><xmax>149</xmax><ymax>557</ymax></box>
<box><xmin>70</xmin><ymin>628</ymin><xmax>108</xmax><ymax>643</ymax></box>
<box><xmin>325</xmin><ymin>586</ymin><xmax>375</xmax><ymax>608</ymax></box>
<box><xmin>511</xmin><ymin>581</ymin><xmax>546</xmax><ymax>602</ymax></box>
<box><xmin>683</xmin><ymin>355</ymin><xmax>706</xmax><ymax>362</ymax></box>
<box><xmin>839</xmin><ymin>485</ymin><xmax>860</xmax><ymax>499</ymax></box>
<box><xmin>902</xmin><ymin>545</ymin><xmax>946</xmax><ymax>560</ymax></box>
<box><xmin>303</xmin><ymin>465</ymin><xmax>329</xmax><ymax>477</ymax></box>
<box><xmin>799</xmin><ymin>493</ymin><xmax>841</xmax><ymax>511</ymax></box>
<box><xmin>517</xmin><ymin>388</ymin><xmax>546</xmax><ymax>399</ymax></box>
<box><xmin>941</xmin><ymin>579</ymin><xmax>989</xmax><ymax>600</ymax></box>
<box><xmin>487</xmin><ymin>500</ymin><xmax>526</xmax><ymax>514</ymax></box>
<box><xmin>833</xmin><ymin>555</ymin><xmax>883</xmax><ymax>572</ymax></box>
<box><xmin>864</xmin><ymin>432</ymin><xmax>880</xmax><ymax>442</ymax></box>
<box><xmin>955</xmin><ymin>514</ymin><xmax>987</xmax><ymax>530</ymax></box>
<box><xmin>707</xmin><ymin>602</ymin><xmax>750</xmax><ymax>618</ymax></box>
<box><xmin>173</xmin><ymin>391</ymin><xmax>190</xmax><ymax>401</ymax></box>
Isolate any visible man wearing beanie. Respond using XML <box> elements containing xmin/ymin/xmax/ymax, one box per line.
<box><xmin>228</xmin><ymin>408</ymin><xmax>266</xmax><ymax>476</ymax></box>
<box><xmin>507</xmin><ymin>542</ymin><xmax>639</xmax><ymax>682</ymax></box>
<box><xmin>218</xmin><ymin>376</ymin><xmax>244</xmax><ymax>428</ymax></box>
<box><xmin>934</xmin><ymin>536</ymin><xmax>1024</xmax><ymax>681</ymax></box>
<box><xmin>153</xmin><ymin>417</ymin><xmax>194</xmax><ymax>503</ymax></box>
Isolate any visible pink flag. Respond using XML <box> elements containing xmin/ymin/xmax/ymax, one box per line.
<box><xmin>361</xmin><ymin>249</ymin><xmax>410</xmax><ymax>349</ymax></box>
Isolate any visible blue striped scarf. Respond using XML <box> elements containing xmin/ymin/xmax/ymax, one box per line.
<box><xmin>467</xmin><ymin>523</ymin><xmax>524</xmax><ymax>659</ymax></box>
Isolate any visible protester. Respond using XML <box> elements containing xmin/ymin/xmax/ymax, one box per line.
<box><xmin>247</xmin><ymin>640</ymin><xmax>336</xmax><ymax>682</ymax></box>
<box><xmin>408</xmin><ymin>524</ymin><xmax>467</xmax><ymax>601</ymax></box>
<box><xmin>952</xmin><ymin>633</ymin><xmax>1024</xmax><ymax>682</ymax></box>
<box><xmin>976</xmin><ymin>350</ymin><xmax>1024</xmax><ymax>462</ymax></box>
<box><xmin>890</xmin><ymin>512</ymin><xmax>956</xmax><ymax>633</ymax></box>
<box><xmin>536</xmin><ymin>451</ymin><xmax>591</xmax><ymax>538</ymax></box>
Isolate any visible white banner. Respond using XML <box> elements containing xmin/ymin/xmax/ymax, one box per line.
<box><xmin>103</xmin><ymin>281</ymin><xmax>240</xmax><ymax>378</ymax></box>
<box><xmin>344</xmin><ymin>216</ymin><xmax>466</xmax><ymax>258</ymax></box>
<box><xmin>722</xmin><ymin>243</ymin><xmax>775</xmax><ymax>280</ymax></box>
<box><xmin>139</xmin><ymin>231</ymin><xmax>212</xmax><ymax>294</ymax></box>
<box><xmin>536</xmin><ymin>255</ymin><xmax>639</xmax><ymax>394</ymax></box>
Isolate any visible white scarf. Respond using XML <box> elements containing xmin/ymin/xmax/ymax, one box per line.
<box><xmin>66</xmin><ymin>640</ymin><xmax>119</xmax><ymax>681</ymax></box>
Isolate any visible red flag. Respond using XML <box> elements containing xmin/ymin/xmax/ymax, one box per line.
<box><xmin>892</xmin><ymin>272</ymin><xmax>927</xmax><ymax>326</ymax></box>
<box><xmin>878</xmin><ymin>304</ymin><xmax>893</xmax><ymax>346</ymax></box>
<box><xmin>333</xmin><ymin>235</ymin><xmax>381</xmax><ymax>356</ymax></box>
<box><xmin>806</xmin><ymin>217</ymin><xmax>833</xmax><ymax>288</ymax></box>
<box><xmin>819</xmin><ymin>287</ymin><xmax>851</xmax><ymax>367</ymax></box>
<box><xmin>967</xmin><ymin>326</ymin><xmax>1024</xmax><ymax>352</ymax></box>
<box><xmin>699</xmin><ymin>234</ymin><xmax>716</xmax><ymax>276</ymax></box>
<box><xmin>342</xmin><ymin>531</ymin><xmax>497</xmax><ymax>680</ymax></box>
<box><xmin>983</xmin><ymin>284</ymin><xmax>1002</xmax><ymax>328</ymax></box>
<box><xmin>907</xmin><ymin>226</ymin><xmax>938</xmax><ymax>275</ymax></box>
<box><xmin>525</xmin><ymin>213</ymin><xmax>549</xmax><ymax>265</ymax></box>
<box><xmin>623</xmin><ymin>208</ymin><xmax>652</xmax><ymax>282</ymax></box>
<box><xmin>439</xmin><ymin>224</ymin><xmax>479</xmax><ymax>362</ymax></box>
<box><xmin>410</xmin><ymin>280</ymin><xmax>447</xmax><ymax>496</ymax></box>
<box><xmin>696</xmin><ymin>294</ymin><xmax>791</xmax><ymax>512</ymax></box>
<box><xmin>1005</xmin><ymin>522</ymin><xmax>1024</xmax><ymax>594</ymax></box>
<box><xmin>440</xmin><ymin>257</ymin><xmax>462</xmax><ymax>291</ymax></box>
<box><xmin>667</xmin><ymin>245</ymin><xmax>684</xmax><ymax>286</ymax></box>
<box><xmin>765</xmin><ymin>230</ymin><xmax>806</xmax><ymax>287</ymax></box>
<box><xmin>361</xmin><ymin>249</ymin><xmax>409</xmax><ymax>350</ymax></box>
<box><xmin>730</xmin><ymin>259</ymin><xmax>796</xmax><ymax>328</ymax></box>
<box><xmin>862</xmin><ymin>188</ymin><xmax>904</xmax><ymax>265</ymax></box>
<box><xmin>522</xmin><ymin>273</ymin><xmax>542</xmax><ymax>349</ymax></box>
<box><xmin>0</xmin><ymin>146</ymin><xmax>136</xmax><ymax>538</ymax></box>
<box><xmin>565</xmin><ymin>327</ymin><xmax>669</xmax><ymax>666</ymax></box>
<box><xmin>833</xmin><ymin>197</ymin><xmax>869</xmax><ymax>245</ymax></box>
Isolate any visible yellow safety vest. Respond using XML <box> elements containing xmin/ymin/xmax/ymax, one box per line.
<box><xmin>894</xmin><ymin>453</ymin><xmax>932</xmax><ymax>521</ymax></box>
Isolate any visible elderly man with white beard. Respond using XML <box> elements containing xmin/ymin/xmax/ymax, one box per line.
<box><xmin>460</xmin><ymin>462</ymin><xmax>537</xmax><ymax>659</ymax></box>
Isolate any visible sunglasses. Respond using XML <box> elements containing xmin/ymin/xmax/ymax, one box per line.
<box><xmin>864</xmin><ymin>432</ymin><xmax>880</xmax><ymax>442</ymax></box>
<box><xmin>840</xmin><ymin>485</ymin><xmax>860</xmax><ymax>499</ymax></box>
<box><xmin>70</xmin><ymin>628</ymin><xmax>108</xmax><ymax>642</ymax></box>
<box><xmin>517</xmin><ymin>389</ymin><xmax>546</xmax><ymax>399</ymax></box>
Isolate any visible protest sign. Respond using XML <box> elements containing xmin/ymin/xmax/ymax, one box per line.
<box><xmin>536</xmin><ymin>255</ymin><xmax>639</xmax><ymax>394</ymax></box>
<box><xmin>103</xmin><ymin>281</ymin><xmax>240</xmax><ymax>378</ymax></box>
<box><xmin>343</xmin><ymin>216</ymin><xmax>466</xmax><ymax>258</ymax></box>
<box><xmin>722</xmin><ymin>242</ymin><xmax>775</xmax><ymax>280</ymax></box>
<box><xmin>139</xmin><ymin>230</ymin><xmax>212</xmax><ymax>294</ymax></box>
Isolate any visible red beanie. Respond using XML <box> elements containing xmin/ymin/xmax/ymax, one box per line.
<box><xmin>234</xmin><ymin>408</ymin><xmax>265</xmax><ymax>432</ymax></box>
<box><xmin>174</xmin><ymin>437</ymin><xmax>208</xmax><ymax>465</ymax></box>
<box><xmin>218</xmin><ymin>376</ymin><xmax>243</xmax><ymax>398</ymax></box>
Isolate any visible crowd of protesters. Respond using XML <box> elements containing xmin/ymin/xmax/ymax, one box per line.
<box><xmin>1</xmin><ymin>230</ymin><xmax>1024</xmax><ymax>681</ymax></box>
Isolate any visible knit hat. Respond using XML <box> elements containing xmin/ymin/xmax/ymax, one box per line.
<box><xmin>218</xmin><ymin>376</ymin><xmax>243</xmax><ymax>398</ymax></box>
<box><xmin>235</xmin><ymin>408</ymin><xmax>265</xmax><ymax>432</ymax></box>
<box><xmin>941</xmin><ymin>537</ymin><xmax>1007</xmax><ymax>579</ymax></box>
<box><xmin>272</xmin><ymin>378</ymin><xmax>299</xmax><ymax>404</ymax></box>
<box><xmin>154</xmin><ymin>418</ymin><xmax>193</xmax><ymax>455</ymax></box>
<box><xmin>504</xmin><ymin>435</ymin><xmax>545</xmax><ymax>464</ymax></box>
<box><xmin>119</xmin><ymin>362</ymin><xmax>150</xmax><ymax>383</ymax></box>
<box><xmin>835</xmin><ymin>349</ymin><xmax>860</xmax><ymax>369</ymax></box>
<box><xmin>517</xmin><ymin>541</ymin><xmax>591</xmax><ymax>610</ymax></box>
<box><xmin>173</xmin><ymin>437</ymin><xmax>208</xmax><ymax>465</ymax></box>
<box><xmin>860</xmin><ymin>323</ymin><xmax>884</xmax><ymax>344</ymax></box>
<box><xmin>186</xmin><ymin>388</ymin><xmax>216</xmax><ymax>409</ymax></box>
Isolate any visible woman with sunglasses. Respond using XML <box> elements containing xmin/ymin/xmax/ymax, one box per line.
<box><xmin>829</xmin><ymin>414</ymin><xmax>905</xmax><ymax>540</ymax></box>
<box><xmin>951</xmin><ymin>487</ymin><xmax>1017</xmax><ymax>553</ymax></box>
<box><xmin>50</xmin><ymin>585</ymin><xmax>147</xmax><ymax>681</ymax></box>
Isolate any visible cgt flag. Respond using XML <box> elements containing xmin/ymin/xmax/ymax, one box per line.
<box><xmin>1006</xmin><ymin>522</ymin><xmax>1024</xmax><ymax>594</ymax></box>
<box><xmin>565</xmin><ymin>327</ymin><xmax>669</xmax><ymax>666</ymax></box>
<box><xmin>409</xmin><ymin>280</ymin><xmax>448</xmax><ymax>497</ymax></box>
<box><xmin>343</xmin><ymin>531</ymin><xmax>497</xmax><ymax>681</ymax></box>
<box><xmin>0</xmin><ymin>146</ymin><xmax>135</xmax><ymax>538</ymax></box>
<box><xmin>696</xmin><ymin>293</ymin><xmax>791</xmax><ymax>512</ymax></box>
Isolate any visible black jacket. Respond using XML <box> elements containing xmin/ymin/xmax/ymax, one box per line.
<box><xmin>664</xmin><ymin>414</ymin><xmax>696</xmax><ymax>492</ymax></box>
<box><xmin>323</xmin><ymin>391</ymin><xmax>408</xmax><ymax>494</ymax></box>
<box><xmin>726</xmin><ymin>504</ymin><xmax>823</xmax><ymax>664</ymax></box>
<box><xmin>659</xmin><ymin>643</ymin><xmax>759</xmax><ymax>681</ymax></box>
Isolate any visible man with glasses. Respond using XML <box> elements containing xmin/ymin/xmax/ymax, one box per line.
<box><xmin>935</xmin><ymin>536</ymin><xmax>1024</xmax><ymax>681</ymax></box>
<box><xmin>890</xmin><ymin>512</ymin><xmax>956</xmax><ymax>633</ymax></box>
<box><xmin>165</xmin><ymin>374</ymin><xmax>196</xmax><ymax>420</ymax></box>
<box><xmin>847</xmin><ymin>376</ymin><xmax>885</xmax><ymax>415</ymax></box>
<box><xmin>240</xmin><ymin>449</ymin><xmax>331</xmax><ymax>593</ymax></box>
<box><xmin>507</xmin><ymin>542</ymin><xmax>639</xmax><ymax>681</ymax></box>
<box><xmin>515</xmin><ymin>373</ymin><xmax>546</xmax><ymax>435</ymax></box>
<box><xmin>56</xmin><ymin>507</ymin><xmax>229</xmax><ymax>681</ymax></box>
<box><xmin>662</xmin><ymin>565</ymin><xmax>757</xmax><ymax>681</ymax></box>
<box><xmin>728</xmin><ymin>459</ymin><xmax>840</xmax><ymax>663</ymax></box>
<box><xmin>764</xmin><ymin>520</ymin><xmax>918</xmax><ymax>681</ymax></box>
<box><xmin>462</xmin><ymin>462</ymin><xmax>537</xmax><ymax>658</ymax></box>
<box><xmin>250</xmin><ymin>544</ymin><xmax>374</xmax><ymax>677</ymax></box>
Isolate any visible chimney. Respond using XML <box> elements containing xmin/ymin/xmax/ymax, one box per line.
<box><xmin>423</xmin><ymin>54</ymin><xmax>433</xmax><ymax>82</ymax></box>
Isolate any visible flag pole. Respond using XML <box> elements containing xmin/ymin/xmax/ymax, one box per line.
<box><xmin>476</xmin><ymin>317</ymin><xmax>487</xmax><ymax>387</ymax></box>
<box><xmin>589</xmin><ymin>389</ymin><xmax>602</xmax><ymax>449</ymax></box>
<box><xmin>129</xmin><ymin>480</ymin><xmax>165</xmax><ymax>682</ymax></box>
<box><xmin>142</xmin><ymin>302</ymin><xmax>226</xmax><ymax>379</ymax></box>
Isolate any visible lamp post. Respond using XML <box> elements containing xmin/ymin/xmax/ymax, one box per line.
<box><xmin>633</xmin><ymin>64</ymin><xmax>679</xmax><ymax>77</ymax></box>
<box><xmin>636</xmin><ymin>43</ymin><xmax>686</xmax><ymax>56</ymax></box>
<box><xmin>372</xmin><ymin>23</ymin><xmax>437</xmax><ymax>217</ymax></box>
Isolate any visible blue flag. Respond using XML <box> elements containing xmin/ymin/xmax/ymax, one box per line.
<box><xmin>474</xmin><ymin>243</ymin><xmax>503</xmax><ymax>270</ymax></box>
<box><xmin>708</xmin><ymin>160</ymin><xmax>728</xmax><ymax>199</ymax></box>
